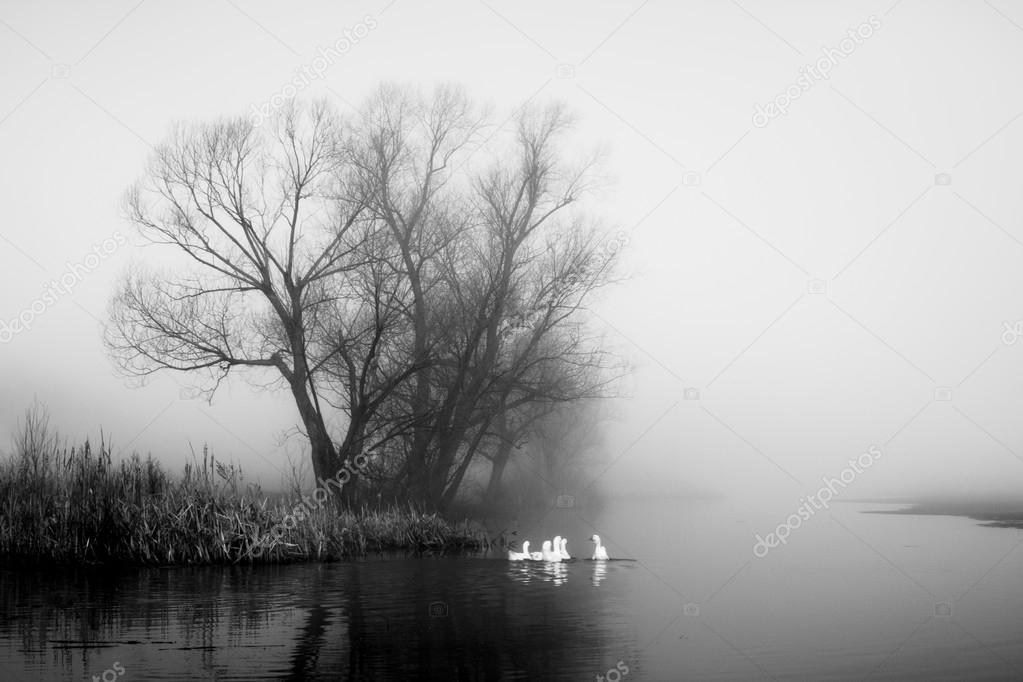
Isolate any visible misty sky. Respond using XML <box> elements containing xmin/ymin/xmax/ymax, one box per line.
<box><xmin>3</xmin><ymin>0</ymin><xmax>1023</xmax><ymax>501</ymax></box>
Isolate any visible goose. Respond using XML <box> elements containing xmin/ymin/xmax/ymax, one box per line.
<box><xmin>590</xmin><ymin>534</ymin><xmax>610</xmax><ymax>560</ymax></box>
<box><xmin>508</xmin><ymin>540</ymin><xmax>531</xmax><ymax>561</ymax></box>
<box><xmin>553</xmin><ymin>535</ymin><xmax>563</xmax><ymax>557</ymax></box>
<box><xmin>560</xmin><ymin>537</ymin><xmax>571</xmax><ymax>560</ymax></box>
<box><xmin>541</xmin><ymin>540</ymin><xmax>562</xmax><ymax>562</ymax></box>
<box><xmin>529</xmin><ymin>546</ymin><xmax>543</xmax><ymax>560</ymax></box>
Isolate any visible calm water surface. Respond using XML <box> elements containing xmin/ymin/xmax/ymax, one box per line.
<box><xmin>3</xmin><ymin>498</ymin><xmax>1023</xmax><ymax>680</ymax></box>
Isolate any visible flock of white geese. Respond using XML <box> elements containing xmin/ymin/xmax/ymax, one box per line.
<box><xmin>507</xmin><ymin>534</ymin><xmax>610</xmax><ymax>561</ymax></box>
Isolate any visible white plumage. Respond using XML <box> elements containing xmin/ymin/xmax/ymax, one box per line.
<box><xmin>590</xmin><ymin>534</ymin><xmax>609</xmax><ymax>560</ymax></box>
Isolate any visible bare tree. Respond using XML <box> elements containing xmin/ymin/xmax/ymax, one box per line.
<box><xmin>106</xmin><ymin>101</ymin><xmax>412</xmax><ymax>486</ymax></box>
<box><xmin>354</xmin><ymin>96</ymin><xmax>622</xmax><ymax>509</ymax></box>
<box><xmin>107</xmin><ymin>87</ymin><xmax>623</xmax><ymax>511</ymax></box>
<box><xmin>347</xmin><ymin>84</ymin><xmax>488</xmax><ymax>505</ymax></box>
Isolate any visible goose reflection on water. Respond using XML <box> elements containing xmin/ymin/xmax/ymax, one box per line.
<box><xmin>541</xmin><ymin>562</ymin><xmax>568</xmax><ymax>586</ymax></box>
<box><xmin>591</xmin><ymin>560</ymin><xmax>607</xmax><ymax>587</ymax></box>
<box><xmin>505</xmin><ymin>559</ymin><xmax>568</xmax><ymax>586</ymax></box>
<box><xmin>506</xmin><ymin>561</ymin><xmax>535</xmax><ymax>585</ymax></box>
<box><xmin>505</xmin><ymin>558</ymin><xmax>622</xmax><ymax>588</ymax></box>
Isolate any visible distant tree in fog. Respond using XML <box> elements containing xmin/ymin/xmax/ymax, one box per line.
<box><xmin>349</xmin><ymin>88</ymin><xmax>622</xmax><ymax>509</ymax></box>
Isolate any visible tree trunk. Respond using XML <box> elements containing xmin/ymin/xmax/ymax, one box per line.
<box><xmin>439</xmin><ymin>421</ymin><xmax>491</xmax><ymax>511</ymax></box>
<box><xmin>334</xmin><ymin>409</ymin><xmax>371</xmax><ymax>507</ymax></box>
<box><xmin>484</xmin><ymin>443</ymin><xmax>512</xmax><ymax>506</ymax></box>
<box><xmin>404</xmin><ymin>242</ymin><xmax>432</xmax><ymax>508</ymax></box>
<box><xmin>289</xmin><ymin>379</ymin><xmax>338</xmax><ymax>491</ymax></box>
<box><xmin>408</xmin><ymin>371</ymin><xmax>432</xmax><ymax>507</ymax></box>
<box><xmin>483</xmin><ymin>410</ymin><xmax>514</xmax><ymax>506</ymax></box>
<box><xmin>426</xmin><ymin>432</ymin><xmax>458</xmax><ymax>510</ymax></box>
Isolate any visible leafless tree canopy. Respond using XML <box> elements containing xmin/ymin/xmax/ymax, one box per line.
<box><xmin>106</xmin><ymin>85</ymin><xmax>624</xmax><ymax>510</ymax></box>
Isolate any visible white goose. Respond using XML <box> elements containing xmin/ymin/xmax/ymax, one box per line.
<box><xmin>590</xmin><ymin>534</ymin><xmax>610</xmax><ymax>560</ymax></box>
<box><xmin>541</xmin><ymin>540</ymin><xmax>562</xmax><ymax>562</ymax></box>
<box><xmin>508</xmin><ymin>540</ymin><xmax>531</xmax><ymax>561</ymax></box>
<box><xmin>560</xmin><ymin>537</ymin><xmax>571</xmax><ymax>560</ymax></box>
<box><xmin>529</xmin><ymin>546</ymin><xmax>543</xmax><ymax>560</ymax></box>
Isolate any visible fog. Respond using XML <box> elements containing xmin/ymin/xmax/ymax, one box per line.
<box><xmin>3</xmin><ymin>0</ymin><xmax>1023</xmax><ymax>504</ymax></box>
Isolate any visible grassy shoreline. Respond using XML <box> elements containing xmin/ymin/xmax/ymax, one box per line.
<box><xmin>861</xmin><ymin>497</ymin><xmax>1023</xmax><ymax>529</ymax></box>
<box><xmin>0</xmin><ymin>435</ymin><xmax>493</xmax><ymax>566</ymax></box>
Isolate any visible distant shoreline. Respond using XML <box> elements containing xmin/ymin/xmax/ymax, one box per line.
<box><xmin>851</xmin><ymin>498</ymin><xmax>1023</xmax><ymax>529</ymax></box>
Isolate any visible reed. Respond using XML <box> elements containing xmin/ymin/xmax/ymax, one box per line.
<box><xmin>0</xmin><ymin>409</ymin><xmax>489</xmax><ymax>566</ymax></box>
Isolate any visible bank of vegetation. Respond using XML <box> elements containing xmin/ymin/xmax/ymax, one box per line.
<box><xmin>3</xmin><ymin>84</ymin><xmax>626</xmax><ymax>566</ymax></box>
<box><xmin>0</xmin><ymin>407</ymin><xmax>490</xmax><ymax>566</ymax></box>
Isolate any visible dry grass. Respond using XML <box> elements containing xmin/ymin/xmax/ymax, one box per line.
<box><xmin>0</xmin><ymin>406</ymin><xmax>490</xmax><ymax>566</ymax></box>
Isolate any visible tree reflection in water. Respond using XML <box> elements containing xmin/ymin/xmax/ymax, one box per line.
<box><xmin>1</xmin><ymin>557</ymin><xmax>637</xmax><ymax>680</ymax></box>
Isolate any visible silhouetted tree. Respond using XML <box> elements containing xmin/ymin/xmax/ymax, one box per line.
<box><xmin>107</xmin><ymin>86</ymin><xmax>622</xmax><ymax>509</ymax></box>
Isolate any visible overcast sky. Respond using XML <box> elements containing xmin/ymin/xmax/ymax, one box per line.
<box><xmin>3</xmin><ymin>0</ymin><xmax>1023</xmax><ymax>501</ymax></box>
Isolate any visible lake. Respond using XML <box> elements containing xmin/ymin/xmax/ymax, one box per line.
<box><xmin>2</xmin><ymin>497</ymin><xmax>1022</xmax><ymax>680</ymax></box>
